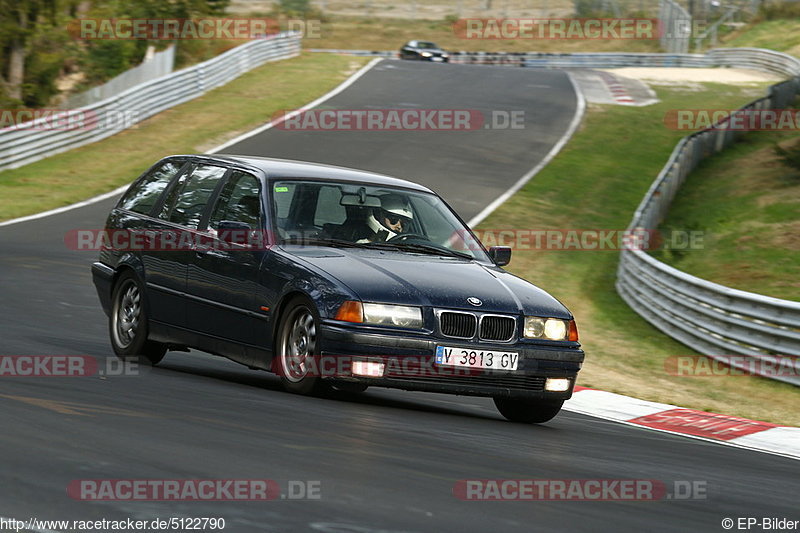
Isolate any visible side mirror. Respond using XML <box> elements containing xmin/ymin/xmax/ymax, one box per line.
<box><xmin>218</xmin><ymin>220</ymin><xmax>252</xmax><ymax>245</ymax></box>
<box><xmin>488</xmin><ymin>246</ymin><xmax>512</xmax><ymax>266</ymax></box>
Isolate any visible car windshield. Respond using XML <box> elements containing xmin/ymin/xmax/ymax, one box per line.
<box><xmin>417</xmin><ymin>42</ymin><xmax>438</xmax><ymax>49</ymax></box>
<box><xmin>272</xmin><ymin>180</ymin><xmax>488</xmax><ymax>261</ymax></box>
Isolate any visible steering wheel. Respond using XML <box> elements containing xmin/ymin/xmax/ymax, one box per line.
<box><xmin>387</xmin><ymin>232</ymin><xmax>429</xmax><ymax>243</ymax></box>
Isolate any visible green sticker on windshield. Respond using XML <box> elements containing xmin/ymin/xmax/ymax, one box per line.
<box><xmin>274</xmin><ymin>186</ymin><xmax>289</xmax><ymax>192</ymax></box>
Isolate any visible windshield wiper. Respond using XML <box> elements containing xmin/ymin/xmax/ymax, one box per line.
<box><xmin>373</xmin><ymin>242</ymin><xmax>474</xmax><ymax>260</ymax></box>
<box><xmin>281</xmin><ymin>237</ymin><xmax>407</xmax><ymax>252</ymax></box>
<box><xmin>281</xmin><ymin>237</ymin><xmax>474</xmax><ymax>259</ymax></box>
<box><xmin>280</xmin><ymin>236</ymin><xmax>365</xmax><ymax>248</ymax></box>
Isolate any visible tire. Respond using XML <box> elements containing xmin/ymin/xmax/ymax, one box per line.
<box><xmin>276</xmin><ymin>295</ymin><xmax>329</xmax><ymax>396</ymax></box>
<box><xmin>109</xmin><ymin>271</ymin><xmax>166</xmax><ymax>365</ymax></box>
<box><xmin>493</xmin><ymin>397</ymin><xmax>564</xmax><ymax>424</ymax></box>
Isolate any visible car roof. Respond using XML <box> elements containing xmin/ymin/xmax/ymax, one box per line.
<box><xmin>173</xmin><ymin>154</ymin><xmax>434</xmax><ymax>193</ymax></box>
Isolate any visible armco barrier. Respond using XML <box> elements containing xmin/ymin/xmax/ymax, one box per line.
<box><xmin>386</xmin><ymin>45</ymin><xmax>800</xmax><ymax>383</ymax></box>
<box><xmin>0</xmin><ymin>32</ymin><xmax>301</xmax><ymax>172</ymax></box>
<box><xmin>61</xmin><ymin>45</ymin><xmax>176</xmax><ymax>109</ymax></box>
<box><xmin>614</xmin><ymin>48</ymin><xmax>800</xmax><ymax>385</ymax></box>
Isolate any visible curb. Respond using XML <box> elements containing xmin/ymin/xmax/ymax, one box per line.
<box><xmin>565</xmin><ymin>386</ymin><xmax>800</xmax><ymax>460</ymax></box>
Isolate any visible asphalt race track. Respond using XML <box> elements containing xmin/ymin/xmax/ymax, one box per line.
<box><xmin>217</xmin><ymin>60</ymin><xmax>579</xmax><ymax>221</ymax></box>
<box><xmin>0</xmin><ymin>60</ymin><xmax>797</xmax><ymax>532</ymax></box>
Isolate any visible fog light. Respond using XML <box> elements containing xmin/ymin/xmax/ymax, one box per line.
<box><xmin>352</xmin><ymin>361</ymin><xmax>385</xmax><ymax>378</ymax></box>
<box><xmin>545</xmin><ymin>378</ymin><xmax>571</xmax><ymax>392</ymax></box>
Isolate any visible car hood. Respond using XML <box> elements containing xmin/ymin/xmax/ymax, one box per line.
<box><xmin>284</xmin><ymin>247</ymin><xmax>571</xmax><ymax>318</ymax></box>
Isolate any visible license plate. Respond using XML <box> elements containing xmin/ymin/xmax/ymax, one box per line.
<box><xmin>432</xmin><ymin>57</ymin><xmax>444</xmax><ymax>62</ymax></box>
<box><xmin>435</xmin><ymin>346</ymin><xmax>519</xmax><ymax>371</ymax></box>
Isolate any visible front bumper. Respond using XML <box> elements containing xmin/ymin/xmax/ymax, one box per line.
<box><xmin>318</xmin><ymin>323</ymin><xmax>584</xmax><ymax>399</ymax></box>
<box><xmin>92</xmin><ymin>261</ymin><xmax>115</xmax><ymax>317</ymax></box>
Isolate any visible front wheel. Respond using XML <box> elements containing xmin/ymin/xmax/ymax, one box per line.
<box><xmin>276</xmin><ymin>296</ymin><xmax>329</xmax><ymax>396</ymax></box>
<box><xmin>493</xmin><ymin>397</ymin><xmax>564</xmax><ymax>424</ymax></box>
<box><xmin>109</xmin><ymin>271</ymin><xmax>166</xmax><ymax>365</ymax></box>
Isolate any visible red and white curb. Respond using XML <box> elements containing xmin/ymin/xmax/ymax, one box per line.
<box><xmin>596</xmin><ymin>71</ymin><xmax>635</xmax><ymax>105</ymax></box>
<box><xmin>565</xmin><ymin>386</ymin><xmax>800</xmax><ymax>460</ymax></box>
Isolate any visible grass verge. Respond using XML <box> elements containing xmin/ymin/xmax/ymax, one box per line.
<box><xmin>477</xmin><ymin>82</ymin><xmax>800</xmax><ymax>426</ymax></box>
<box><xmin>0</xmin><ymin>53</ymin><xmax>369</xmax><ymax>221</ymax></box>
<box><xmin>652</xmin><ymin>123</ymin><xmax>800</xmax><ymax>301</ymax></box>
<box><xmin>721</xmin><ymin>18</ymin><xmax>800</xmax><ymax>58</ymax></box>
<box><xmin>303</xmin><ymin>16</ymin><xmax>663</xmax><ymax>53</ymax></box>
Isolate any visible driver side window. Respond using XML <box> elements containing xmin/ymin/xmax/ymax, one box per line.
<box><xmin>209</xmin><ymin>171</ymin><xmax>262</xmax><ymax>230</ymax></box>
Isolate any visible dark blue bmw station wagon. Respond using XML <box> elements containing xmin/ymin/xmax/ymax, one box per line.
<box><xmin>93</xmin><ymin>155</ymin><xmax>584</xmax><ymax>423</ymax></box>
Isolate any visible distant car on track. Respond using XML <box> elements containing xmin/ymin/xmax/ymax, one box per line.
<box><xmin>92</xmin><ymin>155</ymin><xmax>584</xmax><ymax>423</ymax></box>
<box><xmin>399</xmin><ymin>40</ymin><xmax>450</xmax><ymax>62</ymax></box>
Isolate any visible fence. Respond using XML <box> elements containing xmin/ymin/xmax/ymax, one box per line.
<box><xmin>0</xmin><ymin>32</ymin><xmax>301</xmax><ymax>172</ymax></box>
<box><xmin>659</xmin><ymin>0</ymin><xmax>691</xmax><ymax>53</ymax></box>
<box><xmin>61</xmin><ymin>46</ymin><xmax>176</xmax><ymax>110</ymax></box>
<box><xmin>615</xmin><ymin>48</ymin><xmax>800</xmax><ymax>385</ymax></box>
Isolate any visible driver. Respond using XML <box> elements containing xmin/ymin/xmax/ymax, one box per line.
<box><xmin>359</xmin><ymin>194</ymin><xmax>413</xmax><ymax>243</ymax></box>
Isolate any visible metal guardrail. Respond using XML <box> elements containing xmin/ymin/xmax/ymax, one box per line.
<box><xmin>0</xmin><ymin>33</ymin><xmax>301</xmax><ymax>172</ymax></box>
<box><xmin>615</xmin><ymin>48</ymin><xmax>800</xmax><ymax>385</ymax></box>
<box><xmin>659</xmin><ymin>0</ymin><xmax>691</xmax><ymax>54</ymax></box>
<box><xmin>310</xmin><ymin>46</ymin><xmax>800</xmax><ymax>382</ymax></box>
<box><xmin>61</xmin><ymin>45</ymin><xmax>176</xmax><ymax>110</ymax></box>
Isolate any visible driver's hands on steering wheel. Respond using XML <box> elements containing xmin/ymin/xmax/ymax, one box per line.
<box><xmin>386</xmin><ymin>232</ymin><xmax>430</xmax><ymax>243</ymax></box>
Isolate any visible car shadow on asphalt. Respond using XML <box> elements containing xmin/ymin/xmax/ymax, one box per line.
<box><xmin>154</xmin><ymin>351</ymin><xmax>531</xmax><ymax>425</ymax></box>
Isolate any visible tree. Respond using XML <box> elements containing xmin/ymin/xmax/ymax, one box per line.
<box><xmin>0</xmin><ymin>0</ymin><xmax>230</xmax><ymax>108</ymax></box>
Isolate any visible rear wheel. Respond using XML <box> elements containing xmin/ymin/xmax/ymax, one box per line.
<box><xmin>276</xmin><ymin>296</ymin><xmax>329</xmax><ymax>396</ymax></box>
<box><xmin>493</xmin><ymin>397</ymin><xmax>564</xmax><ymax>424</ymax></box>
<box><xmin>110</xmin><ymin>271</ymin><xmax>166</xmax><ymax>365</ymax></box>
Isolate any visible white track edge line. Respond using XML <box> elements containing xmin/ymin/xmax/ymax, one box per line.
<box><xmin>466</xmin><ymin>70</ymin><xmax>586</xmax><ymax>228</ymax></box>
<box><xmin>206</xmin><ymin>57</ymin><xmax>383</xmax><ymax>154</ymax></box>
<box><xmin>0</xmin><ymin>58</ymin><xmax>384</xmax><ymax>228</ymax></box>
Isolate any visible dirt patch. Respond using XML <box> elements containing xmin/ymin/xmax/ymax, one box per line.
<box><xmin>771</xmin><ymin>220</ymin><xmax>800</xmax><ymax>251</ymax></box>
<box><xmin>605</xmin><ymin>67</ymin><xmax>783</xmax><ymax>84</ymax></box>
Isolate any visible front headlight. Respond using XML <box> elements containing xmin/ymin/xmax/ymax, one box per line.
<box><xmin>524</xmin><ymin>317</ymin><xmax>576</xmax><ymax>341</ymax></box>
<box><xmin>362</xmin><ymin>302</ymin><xmax>423</xmax><ymax>328</ymax></box>
<box><xmin>421</xmin><ymin>51</ymin><xmax>433</xmax><ymax>57</ymax></box>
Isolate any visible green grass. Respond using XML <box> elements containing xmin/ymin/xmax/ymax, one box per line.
<box><xmin>652</xmin><ymin>122</ymin><xmax>800</xmax><ymax>301</ymax></box>
<box><xmin>303</xmin><ymin>15</ymin><xmax>663</xmax><ymax>53</ymax></box>
<box><xmin>478</xmin><ymin>83</ymin><xmax>800</xmax><ymax>426</ymax></box>
<box><xmin>721</xmin><ymin>19</ymin><xmax>800</xmax><ymax>58</ymax></box>
<box><xmin>0</xmin><ymin>53</ymin><xmax>369</xmax><ymax>221</ymax></box>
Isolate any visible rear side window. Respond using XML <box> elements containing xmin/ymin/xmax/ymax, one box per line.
<box><xmin>168</xmin><ymin>165</ymin><xmax>228</xmax><ymax>229</ymax></box>
<box><xmin>118</xmin><ymin>160</ymin><xmax>183</xmax><ymax>214</ymax></box>
<box><xmin>209</xmin><ymin>171</ymin><xmax>262</xmax><ymax>230</ymax></box>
